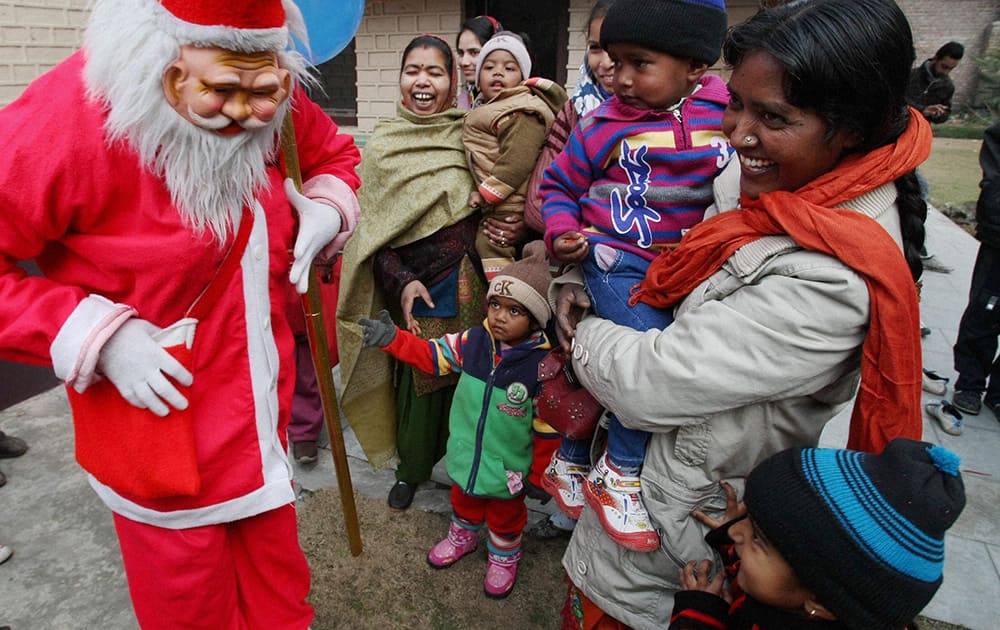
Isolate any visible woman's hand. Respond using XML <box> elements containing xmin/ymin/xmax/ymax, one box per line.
<box><xmin>552</xmin><ymin>231</ymin><xmax>589</xmax><ymax>264</ymax></box>
<box><xmin>400</xmin><ymin>280</ymin><xmax>433</xmax><ymax>337</ymax></box>
<box><xmin>679</xmin><ymin>560</ymin><xmax>727</xmax><ymax>601</ymax></box>
<box><xmin>691</xmin><ymin>481</ymin><xmax>747</xmax><ymax>530</ymax></box>
<box><xmin>483</xmin><ymin>213</ymin><xmax>527</xmax><ymax>249</ymax></box>
<box><xmin>554</xmin><ymin>283</ymin><xmax>591</xmax><ymax>352</ymax></box>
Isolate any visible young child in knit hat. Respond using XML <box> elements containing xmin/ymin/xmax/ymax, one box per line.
<box><xmin>358</xmin><ymin>241</ymin><xmax>553</xmax><ymax>599</ymax></box>
<box><xmin>539</xmin><ymin>0</ymin><xmax>733</xmax><ymax>553</ymax></box>
<box><xmin>463</xmin><ymin>31</ymin><xmax>566</xmax><ymax>280</ymax></box>
<box><xmin>670</xmin><ymin>438</ymin><xmax>966</xmax><ymax>629</ymax></box>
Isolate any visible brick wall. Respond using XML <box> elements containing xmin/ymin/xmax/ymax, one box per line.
<box><xmin>0</xmin><ymin>0</ymin><xmax>88</xmax><ymax>106</ymax></box>
<box><xmin>353</xmin><ymin>0</ymin><xmax>462</xmax><ymax>133</ymax></box>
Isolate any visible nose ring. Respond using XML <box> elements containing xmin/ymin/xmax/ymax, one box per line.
<box><xmin>743</xmin><ymin>135</ymin><xmax>755</xmax><ymax>145</ymax></box>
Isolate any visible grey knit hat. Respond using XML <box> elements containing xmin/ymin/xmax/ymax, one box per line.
<box><xmin>474</xmin><ymin>31</ymin><xmax>532</xmax><ymax>88</ymax></box>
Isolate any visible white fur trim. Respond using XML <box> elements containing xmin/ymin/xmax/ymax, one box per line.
<box><xmin>50</xmin><ymin>295</ymin><xmax>136</xmax><ymax>392</ymax></box>
<box><xmin>150</xmin><ymin>0</ymin><xmax>290</xmax><ymax>52</ymax></box>
<box><xmin>90</xmin><ymin>475</ymin><xmax>295</xmax><ymax>528</ymax></box>
<box><xmin>302</xmin><ymin>174</ymin><xmax>360</xmax><ymax>255</ymax></box>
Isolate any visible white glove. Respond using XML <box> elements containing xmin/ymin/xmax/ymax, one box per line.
<box><xmin>286</xmin><ymin>178</ymin><xmax>342</xmax><ymax>294</ymax></box>
<box><xmin>97</xmin><ymin>318</ymin><xmax>193</xmax><ymax>417</ymax></box>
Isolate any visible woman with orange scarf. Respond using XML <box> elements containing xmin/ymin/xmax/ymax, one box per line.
<box><xmin>553</xmin><ymin>1</ymin><xmax>930</xmax><ymax>628</ymax></box>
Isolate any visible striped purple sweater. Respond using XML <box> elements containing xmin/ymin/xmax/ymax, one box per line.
<box><xmin>541</xmin><ymin>74</ymin><xmax>733</xmax><ymax>261</ymax></box>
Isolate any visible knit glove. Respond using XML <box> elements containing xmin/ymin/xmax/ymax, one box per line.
<box><xmin>97</xmin><ymin>318</ymin><xmax>193</xmax><ymax>417</ymax></box>
<box><xmin>359</xmin><ymin>310</ymin><xmax>398</xmax><ymax>348</ymax></box>
<box><xmin>287</xmin><ymin>178</ymin><xmax>342</xmax><ymax>294</ymax></box>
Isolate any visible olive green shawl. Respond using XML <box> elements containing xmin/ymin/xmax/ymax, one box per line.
<box><xmin>337</xmin><ymin>104</ymin><xmax>475</xmax><ymax>467</ymax></box>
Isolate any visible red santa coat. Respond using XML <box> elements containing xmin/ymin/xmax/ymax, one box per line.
<box><xmin>0</xmin><ymin>51</ymin><xmax>361</xmax><ymax>528</ymax></box>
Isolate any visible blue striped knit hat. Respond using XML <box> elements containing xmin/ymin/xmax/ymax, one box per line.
<box><xmin>744</xmin><ymin>438</ymin><xmax>966</xmax><ymax>630</ymax></box>
<box><xmin>600</xmin><ymin>0</ymin><xmax>728</xmax><ymax>65</ymax></box>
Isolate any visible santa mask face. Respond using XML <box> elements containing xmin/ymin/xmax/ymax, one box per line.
<box><xmin>163</xmin><ymin>46</ymin><xmax>291</xmax><ymax>135</ymax></box>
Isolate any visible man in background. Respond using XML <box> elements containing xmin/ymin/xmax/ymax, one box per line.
<box><xmin>907</xmin><ymin>41</ymin><xmax>964</xmax><ymax>124</ymax></box>
<box><xmin>907</xmin><ymin>41</ymin><xmax>965</xmax><ymax>275</ymax></box>
<box><xmin>949</xmin><ymin>119</ymin><xmax>1000</xmax><ymax>419</ymax></box>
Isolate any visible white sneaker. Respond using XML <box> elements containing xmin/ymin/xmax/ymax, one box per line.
<box><xmin>541</xmin><ymin>452</ymin><xmax>588</xmax><ymax>519</ymax></box>
<box><xmin>922</xmin><ymin>369</ymin><xmax>949</xmax><ymax>396</ymax></box>
<box><xmin>926</xmin><ymin>400</ymin><xmax>964</xmax><ymax>436</ymax></box>
<box><xmin>0</xmin><ymin>544</ymin><xmax>12</xmax><ymax>565</ymax></box>
<box><xmin>583</xmin><ymin>454</ymin><xmax>659</xmax><ymax>552</ymax></box>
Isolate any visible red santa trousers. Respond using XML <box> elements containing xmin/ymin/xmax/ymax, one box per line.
<box><xmin>113</xmin><ymin>504</ymin><xmax>312</xmax><ymax>629</ymax></box>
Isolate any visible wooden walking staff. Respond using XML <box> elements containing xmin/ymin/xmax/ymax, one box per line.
<box><xmin>281</xmin><ymin>113</ymin><xmax>363</xmax><ymax>556</ymax></box>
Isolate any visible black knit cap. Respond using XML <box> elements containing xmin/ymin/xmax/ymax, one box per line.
<box><xmin>599</xmin><ymin>0</ymin><xmax>728</xmax><ymax>65</ymax></box>
<box><xmin>744</xmin><ymin>438</ymin><xmax>966</xmax><ymax>630</ymax></box>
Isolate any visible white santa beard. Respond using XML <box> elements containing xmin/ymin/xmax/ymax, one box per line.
<box><xmin>145</xmin><ymin>99</ymin><xmax>287</xmax><ymax>240</ymax></box>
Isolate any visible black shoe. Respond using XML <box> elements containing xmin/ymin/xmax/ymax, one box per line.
<box><xmin>388</xmin><ymin>480</ymin><xmax>417</xmax><ymax>510</ymax></box>
<box><xmin>952</xmin><ymin>390</ymin><xmax>982</xmax><ymax>416</ymax></box>
<box><xmin>985</xmin><ymin>400</ymin><xmax>1000</xmax><ymax>419</ymax></box>
<box><xmin>0</xmin><ymin>432</ymin><xmax>26</xmax><ymax>459</ymax></box>
<box><xmin>523</xmin><ymin>478</ymin><xmax>552</xmax><ymax>505</ymax></box>
<box><xmin>0</xmin><ymin>468</ymin><xmax>5</xmax><ymax>488</ymax></box>
<box><xmin>525</xmin><ymin>517</ymin><xmax>573</xmax><ymax>541</ymax></box>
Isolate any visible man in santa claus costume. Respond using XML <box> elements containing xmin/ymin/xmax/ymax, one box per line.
<box><xmin>0</xmin><ymin>0</ymin><xmax>360</xmax><ymax>627</ymax></box>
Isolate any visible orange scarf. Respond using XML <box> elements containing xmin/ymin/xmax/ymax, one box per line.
<box><xmin>631</xmin><ymin>110</ymin><xmax>932</xmax><ymax>452</ymax></box>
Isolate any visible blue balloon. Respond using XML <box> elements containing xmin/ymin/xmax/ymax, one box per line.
<box><xmin>292</xmin><ymin>0</ymin><xmax>365</xmax><ymax>65</ymax></box>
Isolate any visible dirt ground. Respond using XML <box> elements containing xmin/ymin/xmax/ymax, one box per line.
<box><xmin>297</xmin><ymin>487</ymin><xmax>970</xmax><ymax>630</ymax></box>
<box><xmin>298</xmin><ymin>488</ymin><xmax>570</xmax><ymax>630</ymax></box>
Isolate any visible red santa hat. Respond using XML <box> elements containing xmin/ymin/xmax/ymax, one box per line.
<box><xmin>154</xmin><ymin>0</ymin><xmax>296</xmax><ymax>52</ymax></box>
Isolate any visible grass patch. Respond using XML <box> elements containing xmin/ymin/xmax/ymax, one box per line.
<box><xmin>932</xmin><ymin>123</ymin><xmax>990</xmax><ymax>140</ymax></box>
<box><xmin>923</xmin><ymin>137</ymin><xmax>982</xmax><ymax>230</ymax></box>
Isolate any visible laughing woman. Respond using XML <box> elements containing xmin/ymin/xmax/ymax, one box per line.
<box><xmin>552</xmin><ymin>1</ymin><xmax>931</xmax><ymax>627</ymax></box>
<box><xmin>338</xmin><ymin>35</ymin><xmax>485</xmax><ymax>511</ymax></box>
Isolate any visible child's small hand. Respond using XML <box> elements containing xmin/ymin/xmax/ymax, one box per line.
<box><xmin>679</xmin><ymin>559</ymin><xmax>727</xmax><ymax>600</ymax></box>
<box><xmin>358</xmin><ymin>310</ymin><xmax>397</xmax><ymax>348</ymax></box>
<box><xmin>468</xmin><ymin>190</ymin><xmax>484</xmax><ymax>209</ymax></box>
<box><xmin>553</xmin><ymin>231</ymin><xmax>589</xmax><ymax>264</ymax></box>
<box><xmin>692</xmin><ymin>481</ymin><xmax>746</xmax><ymax>530</ymax></box>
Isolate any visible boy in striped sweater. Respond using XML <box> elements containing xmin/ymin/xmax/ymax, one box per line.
<box><xmin>539</xmin><ymin>0</ymin><xmax>733</xmax><ymax>553</ymax></box>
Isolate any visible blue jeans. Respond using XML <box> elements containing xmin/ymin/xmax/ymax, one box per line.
<box><xmin>557</xmin><ymin>246</ymin><xmax>673</xmax><ymax>473</ymax></box>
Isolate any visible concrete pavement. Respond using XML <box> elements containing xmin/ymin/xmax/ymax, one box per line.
<box><xmin>1</xmin><ymin>205</ymin><xmax>998</xmax><ymax>629</ymax></box>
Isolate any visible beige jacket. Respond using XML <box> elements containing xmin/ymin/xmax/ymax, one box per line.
<box><xmin>463</xmin><ymin>80</ymin><xmax>564</xmax><ymax>215</ymax></box>
<box><xmin>562</xmin><ymin>160</ymin><xmax>905</xmax><ymax>629</ymax></box>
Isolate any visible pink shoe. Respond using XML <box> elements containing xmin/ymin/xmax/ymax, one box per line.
<box><xmin>427</xmin><ymin>520</ymin><xmax>479</xmax><ymax>569</ymax></box>
<box><xmin>483</xmin><ymin>549</ymin><xmax>522</xmax><ymax>599</ymax></box>
<box><xmin>541</xmin><ymin>451</ymin><xmax>589</xmax><ymax>519</ymax></box>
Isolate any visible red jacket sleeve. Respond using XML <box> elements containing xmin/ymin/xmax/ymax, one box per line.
<box><xmin>291</xmin><ymin>87</ymin><xmax>361</xmax><ymax>191</ymax></box>
<box><xmin>382</xmin><ymin>327</ymin><xmax>438</xmax><ymax>375</ymax></box>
